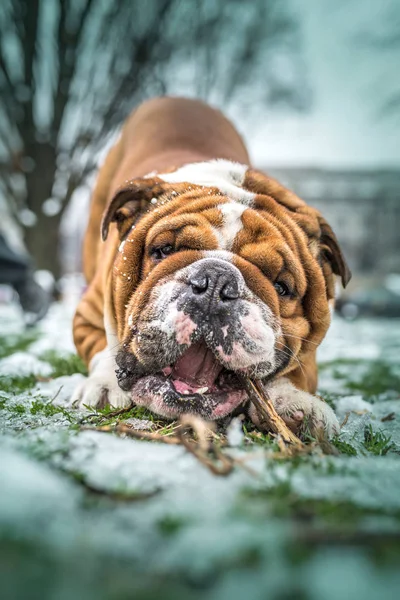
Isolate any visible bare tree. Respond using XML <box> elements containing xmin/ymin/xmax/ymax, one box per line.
<box><xmin>0</xmin><ymin>0</ymin><xmax>309</xmax><ymax>277</ymax></box>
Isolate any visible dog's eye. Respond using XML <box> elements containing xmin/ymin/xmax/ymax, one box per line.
<box><xmin>274</xmin><ymin>281</ymin><xmax>291</xmax><ymax>297</ymax></box>
<box><xmin>151</xmin><ymin>244</ymin><xmax>174</xmax><ymax>260</ymax></box>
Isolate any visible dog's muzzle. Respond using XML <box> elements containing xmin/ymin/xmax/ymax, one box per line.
<box><xmin>115</xmin><ymin>258</ymin><xmax>278</xmax><ymax>420</ymax></box>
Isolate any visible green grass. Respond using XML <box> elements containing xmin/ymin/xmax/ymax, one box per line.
<box><xmin>0</xmin><ymin>394</ymin><xmax>75</xmax><ymax>423</ymax></box>
<box><xmin>40</xmin><ymin>351</ymin><xmax>87</xmax><ymax>377</ymax></box>
<box><xmin>242</xmin><ymin>422</ymin><xmax>279</xmax><ymax>449</ymax></box>
<box><xmin>0</xmin><ymin>348</ymin><xmax>87</xmax><ymax>396</ymax></box>
<box><xmin>363</xmin><ymin>424</ymin><xmax>395</xmax><ymax>456</ymax></box>
<box><xmin>87</xmin><ymin>403</ymin><xmax>156</xmax><ymax>426</ymax></box>
<box><xmin>0</xmin><ymin>332</ymin><xmax>39</xmax><ymax>359</ymax></box>
<box><xmin>319</xmin><ymin>358</ymin><xmax>370</xmax><ymax>371</ymax></box>
<box><xmin>0</xmin><ymin>374</ymin><xmax>38</xmax><ymax>394</ymax></box>
<box><xmin>319</xmin><ymin>359</ymin><xmax>400</xmax><ymax>398</ymax></box>
<box><xmin>157</xmin><ymin>515</ymin><xmax>188</xmax><ymax>537</ymax></box>
<box><xmin>30</xmin><ymin>398</ymin><xmax>74</xmax><ymax>422</ymax></box>
<box><xmin>241</xmin><ymin>481</ymin><xmax>400</xmax><ymax>525</ymax></box>
<box><xmin>331</xmin><ymin>425</ymin><xmax>395</xmax><ymax>457</ymax></box>
<box><xmin>345</xmin><ymin>361</ymin><xmax>400</xmax><ymax>396</ymax></box>
<box><xmin>6</xmin><ymin>402</ymin><xmax>27</xmax><ymax>415</ymax></box>
<box><xmin>331</xmin><ymin>437</ymin><xmax>358</xmax><ymax>456</ymax></box>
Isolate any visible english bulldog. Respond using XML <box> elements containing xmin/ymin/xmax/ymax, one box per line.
<box><xmin>72</xmin><ymin>97</ymin><xmax>351</xmax><ymax>437</ymax></box>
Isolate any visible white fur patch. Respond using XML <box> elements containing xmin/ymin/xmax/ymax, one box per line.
<box><xmin>201</xmin><ymin>250</ymin><xmax>234</xmax><ymax>262</ymax></box>
<box><xmin>212</xmin><ymin>202</ymin><xmax>246</xmax><ymax>250</ymax></box>
<box><xmin>159</xmin><ymin>159</ymin><xmax>255</xmax><ymax>205</ymax></box>
<box><xmin>71</xmin><ymin>347</ymin><xmax>131</xmax><ymax>409</ymax></box>
<box><xmin>240</xmin><ymin>304</ymin><xmax>276</xmax><ymax>355</ymax></box>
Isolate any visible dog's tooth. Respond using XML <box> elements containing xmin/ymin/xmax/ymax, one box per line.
<box><xmin>197</xmin><ymin>387</ymin><xmax>208</xmax><ymax>394</ymax></box>
<box><xmin>183</xmin><ymin>390</ymin><xmax>190</xmax><ymax>395</ymax></box>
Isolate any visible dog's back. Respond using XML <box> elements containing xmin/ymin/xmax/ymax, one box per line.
<box><xmin>83</xmin><ymin>97</ymin><xmax>249</xmax><ymax>283</ymax></box>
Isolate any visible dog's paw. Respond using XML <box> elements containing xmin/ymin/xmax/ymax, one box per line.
<box><xmin>71</xmin><ymin>374</ymin><xmax>132</xmax><ymax>410</ymax></box>
<box><xmin>272</xmin><ymin>388</ymin><xmax>339</xmax><ymax>438</ymax></box>
<box><xmin>70</xmin><ymin>348</ymin><xmax>132</xmax><ymax>411</ymax></box>
<box><xmin>249</xmin><ymin>378</ymin><xmax>339</xmax><ymax>438</ymax></box>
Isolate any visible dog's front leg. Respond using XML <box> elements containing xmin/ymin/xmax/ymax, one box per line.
<box><xmin>247</xmin><ymin>377</ymin><xmax>339</xmax><ymax>438</ymax></box>
<box><xmin>72</xmin><ymin>347</ymin><xmax>132</xmax><ymax>410</ymax></box>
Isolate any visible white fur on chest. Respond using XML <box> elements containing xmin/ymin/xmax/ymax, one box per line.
<box><xmin>159</xmin><ymin>159</ymin><xmax>254</xmax><ymax>205</ymax></box>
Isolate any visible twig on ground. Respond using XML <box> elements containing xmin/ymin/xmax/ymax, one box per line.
<box><xmin>116</xmin><ymin>422</ymin><xmax>182</xmax><ymax>444</ymax></box>
<box><xmin>244</xmin><ymin>378</ymin><xmax>304</xmax><ymax>449</ymax></box>
<box><xmin>80</xmin><ymin>423</ymin><xmax>182</xmax><ymax>444</ymax></box>
<box><xmin>381</xmin><ymin>412</ymin><xmax>396</xmax><ymax>422</ymax></box>
<box><xmin>80</xmin><ymin>416</ymin><xmax>236</xmax><ymax>476</ymax></box>
<box><xmin>49</xmin><ymin>385</ymin><xmax>64</xmax><ymax>404</ymax></box>
<box><xmin>340</xmin><ymin>412</ymin><xmax>350</xmax><ymax>428</ymax></box>
<box><xmin>176</xmin><ymin>415</ymin><xmax>235</xmax><ymax>476</ymax></box>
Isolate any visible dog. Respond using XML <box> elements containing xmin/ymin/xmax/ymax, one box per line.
<box><xmin>72</xmin><ymin>97</ymin><xmax>351</xmax><ymax>437</ymax></box>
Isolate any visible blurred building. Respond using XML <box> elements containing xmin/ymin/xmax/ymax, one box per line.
<box><xmin>267</xmin><ymin>167</ymin><xmax>400</xmax><ymax>275</ymax></box>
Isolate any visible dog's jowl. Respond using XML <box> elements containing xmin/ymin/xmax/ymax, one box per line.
<box><xmin>72</xmin><ymin>97</ymin><xmax>351</xmax><ymax>438</ymax></box>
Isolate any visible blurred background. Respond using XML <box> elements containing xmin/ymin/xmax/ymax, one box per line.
<box><xmin>0</xmin><ymin>0</ymin><xmax>399</xmax><ymax>317</ymax></box>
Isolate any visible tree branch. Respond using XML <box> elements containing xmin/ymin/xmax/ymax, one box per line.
<box><xmin>18</xmin><ymin>0</ymin><xmax>40</xmax><ymax>136</ymax></box>
<box><xmin>52</xmin><ymin>0</ymin><xmax>95</xmax><ymax>134</ymax></box>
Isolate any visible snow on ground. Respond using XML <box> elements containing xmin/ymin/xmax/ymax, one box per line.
<box><xmin>1</xmin><ymin>295</ymin><xmax>400</xmax><ymax>600</ymax></box>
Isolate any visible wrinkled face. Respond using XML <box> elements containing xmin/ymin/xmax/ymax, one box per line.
<box><xmin>107</xmin><ymin>162</ymin><xmax>349</xmax><ymax>420</ymax></box>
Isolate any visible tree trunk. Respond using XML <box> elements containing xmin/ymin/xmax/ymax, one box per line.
<box><xmin>24</xmin><ymin>212</ymin><xmax>63</xmax><ymax>279</ymax></box>
<box><xmin>23</xmin><ymin>141</ymin><xmax>63</xmax><ymax>279</ymax></box>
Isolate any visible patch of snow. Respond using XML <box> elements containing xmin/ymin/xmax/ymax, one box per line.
<box><xmin>0</xmin><ymin>446</ymin><xmax>79</xmax><ymax>529</ymax></box>
<box><xmin>227</xmin><ymin>417</ymin><xmax>245</xmax><ymax>447</ymax></box>
<box><xmin>335</xmin><ymin>395</ymin><xmax>373</xmax><ymax>420</ymax></box>
<box><xmin>60</xmin><ymin>430</ymin><xmax>201</xmax><ymax>495</ymax></box>
<box><xmin>0</xmin><ymin>352</ymin><xmax>53</xmax><ymax>377</ymax></box>
<box><xmin>33</xmin><ymin>374</ymin><xmax>86</xmax><ymax>406</ymax></box>
<box><xmin>339</xmin><ymin>412</ymin><xmax>372</xmax><ymax>453</ymax></box>
<box><xmin>0</xmin><ymin>302</ymin><xmax>25</xmax><ymax>336</ymax></box>
<box><xmin>318</xmin><ymin>316</ymin><xmax>400</xmax><ymax>363</ymax></box>
<box><xmin>291</xmin><ymin>455</ymin><xmax>400</xmax><ymax>512</ymax></box>
<box><xmin>124</xmin><ymin>418</ymin><xmax>154</xmax><ymax>430</ymax></box>
<box><xmin>305</xmin><ymin>549</ymin><xmax>400</xmax><ymax>600</ymax></box>
<box><xmin>30</xmin><ymin>301</ymin><xmax>77</xmax><ymax>356</ymax></box>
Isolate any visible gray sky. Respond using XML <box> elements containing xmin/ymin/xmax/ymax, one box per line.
<box><xmin>248</xmin><ymin>0</ymin><xmax>400</xmax><ymax>169</ymax></box>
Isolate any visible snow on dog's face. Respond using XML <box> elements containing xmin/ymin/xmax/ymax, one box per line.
<box><xmin>102</xmin><ymin>161</ymin><xmax>350</xmax><ymax>420</ymax></box>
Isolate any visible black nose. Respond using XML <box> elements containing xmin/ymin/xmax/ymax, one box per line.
<box><xmin>189</xmin><ymin>261</ymin><xmax>240</xmax><ymax>302</ymax></box>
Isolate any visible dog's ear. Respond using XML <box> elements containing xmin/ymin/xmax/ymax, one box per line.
<box><xmin>101</xmin><ymin>177</ymin><xmax>170</xmax><ymax>241</ymax></box>
<box><xmin>101</xmin><ymin>187</ymin><xmax>142</xmax><ymax>241</ymax></box>
<box><xmin>318</xmin><ymin>217</ymin><xmax>351</xmax><ymax>288</ymax></box>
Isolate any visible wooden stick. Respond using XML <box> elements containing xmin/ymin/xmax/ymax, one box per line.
<box><xmin>80</xmin><ymin>424</ymin><xmax>182</xmax><ymax>444</ymax></box>
<box><xmin>245</xmin><ymin>378</ymin><xmax>304</xmax><ymax>448</ymax></box>
<box><xmin>177</xmin><ymin>415</ymin><xmax>234</xmax><ymax>476</ymax></box>
<box><xmin>116</xmin><ymin>423</ymin><xmax>183</xmax><ymax>444</ymax></box>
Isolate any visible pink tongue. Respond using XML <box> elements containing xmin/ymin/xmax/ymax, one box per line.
<box><xmin>171</xmin><ymin>341</ymin><xmax>222</xmax><ymax>388</ymax></box>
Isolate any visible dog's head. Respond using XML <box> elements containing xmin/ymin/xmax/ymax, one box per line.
<box><xmin>102</xmin><ymin>161</ymin><xmax>351</xmax><ymax>420</ymax></box>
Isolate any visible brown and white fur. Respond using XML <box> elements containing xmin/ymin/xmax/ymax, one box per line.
<box><xmin>72</xmin><ymin>97</ymin><xmax>351</xmax><ymax>438</ymax></box>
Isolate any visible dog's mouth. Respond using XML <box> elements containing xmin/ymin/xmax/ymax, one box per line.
<box><xmin>116</xmin><ymin>340</ymin><xmax>249</xmax><ymax>420</ymax></box>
